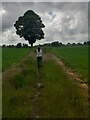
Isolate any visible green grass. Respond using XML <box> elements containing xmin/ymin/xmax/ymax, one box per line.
<box><xmin>3</xmin><ymin>55</ymin><xmax>37</xmax><ymax>118</ymax></box>
<box><xmin>51</xmin><ymin>45</ymin><xmax>88</xmax><ymax>83</ymax></box>
<box><xmin>39</xmin><ymin>60</ymin><xmax>88</xmax><ymax>118</ymax></box>
<box><xmin>0</xmin><ymin>47</ymin><xmax>2</xmax><ymax>72</ymax></box>
<box><xmin>2</xmin><ymin>48</ymin><xmax>31</xmax><ymax>71</ymax></box>
<box><xmin>0</xmin><ymin>47</ymin><xmax>2</xmax><ymax>117</ymax></box>
<box><xmin>2</xmin><ymin>47</ymin><xmax>88</xmax><ymax>118</ymax></box>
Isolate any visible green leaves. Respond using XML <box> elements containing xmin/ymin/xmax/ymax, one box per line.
<box><xmin>14</xmin><ymin>10</ymin><xmax>45</xmax><ymax>47</ymax></box>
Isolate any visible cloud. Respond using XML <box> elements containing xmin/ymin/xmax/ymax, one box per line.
<box><xmin>2</xmin><ymin>0</ymin><xmax>89</xmax><ymax>2</ymax></box>
<box><xmin>1</xmin><ymin>2</ymin><xmax>88</xmax><ymax>45</ymax></box>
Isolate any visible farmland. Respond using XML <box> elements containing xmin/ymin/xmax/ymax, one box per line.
<box><xmin>2</xmin><ymin>45</ymin><xmax>88</xmax><ymax>118</ymax></box>
<box><xmin>51</xmin><ymin>45</ymin><xmax>88</xmax><ymax>83</ymax></box>
<box><xmin>2</xmin><ymin>48</ymin><xmax>30</xmax><ymax>71</ymax></box>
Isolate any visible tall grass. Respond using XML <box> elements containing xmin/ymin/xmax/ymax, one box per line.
<box><xmin>0</xmin><ymin>47</ymin><xmax>2</xmax><ymax>118</ymax></box>
<box><xmin>2</xmin><ymin>48</ymin><xmax>88</xmax><ymax>118</ymax></box>
<box><xmin>39</xmin><ymin>60</ymin><xmax>88</xmax><ymax>118</ymax></box>
<box><xmin>2</xmin><ymin>55</ymin><xmax>37</xmax><ymax>118</ymax></box>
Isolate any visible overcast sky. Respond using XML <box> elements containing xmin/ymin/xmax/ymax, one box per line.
<box><xmin>1</xmin><ymin>2</ymin><xmax>88</xmax><ymax>46</ymax></box>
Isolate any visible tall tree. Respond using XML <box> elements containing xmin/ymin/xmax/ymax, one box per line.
<box><xmin>14</xmin><ymin>10</ymin><xmax>45</xmax><ymax>47</ymax></box>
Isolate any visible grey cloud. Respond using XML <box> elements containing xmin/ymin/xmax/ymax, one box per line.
<box><xmin>2</xmin><ymin>2</ymin><xmax>36</xmax><ymax>31</ymax></box>
<box><xmin>2</xmin><ymin>2</ymin><xmax>88</xmax><ymax>30</ymax></box>
<box><xmin>2</xmin><ymin>27</ymin><xmax>27</xmax><ymax>45</ymax></box>
<box><xmin>1</xmin><ymin>2</ymin><xmax>88</xmax><ymax>45</ymax></box>
<box><xmin>2</xmin><ymin>0</ymin><xmax>89</xmax><ymax>2</ymax></box>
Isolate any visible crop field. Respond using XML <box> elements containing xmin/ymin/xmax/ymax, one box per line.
<box><xmin>0</xmin><ymin>72</ymin><xmax>1</xmax><ymax>115</ymax></box>
<box><xmin>51</xmin><ymin>45</ymin><xmax>88</xmax><ymax>83</ymax></box>
<box><xmin>2</xmin><ymin>48</ymin><xmax>30</xmax><ymax>71</ymax></box>
<box><xmin>2</xmin><ymin>45</ymin><xmax>88</xmax><ymax>118</ymax></box>
<box><xmin>0</xmin><ymin>48</ymin><xmax>2</xmax><ymax>72</ymax></box>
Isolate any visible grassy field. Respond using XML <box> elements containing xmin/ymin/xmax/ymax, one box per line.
<box><xmin>3</xmin><ymin>54</ymin><xmax>37</xmax><ymax>118</ymax></box>
<box><xmin>0</xmin><ymin>48</ymin><xmax>2</xmax><ymax>72</ymax></box>
<box><xmin>39</xmin><ymin>59</ymin><xmax>87</xmax><ymax>118</ymax></box>
<box><xmin>2</xmin><ymin>46</ymin><xmax>88</xmax><ymax>118</ymax></box>
<box><xmin>51</xmin><ymin>45</ymin><xmax>88</xmax><ymax>83</ymax></box>
<box><xmin>0</xmin><ymin>47</ymin><xmax>2</xmax><ymax>118</ymax></box>
<box><xmin>2</xmin><ymin>48</ymin><xmax>30</xmax><ymax>71</ymax></box>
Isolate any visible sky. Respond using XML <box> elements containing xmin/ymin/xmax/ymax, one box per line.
<box><xmin>1</xmin><ymin>1</ymin><xmax>88</xmax><ymax>46</ymax></box>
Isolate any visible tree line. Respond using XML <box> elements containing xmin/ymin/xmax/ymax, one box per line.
<box><xmin>1</xmin><ymin>41</ymin><xmax>90</xmax><ymax>48</ymax></box>
<box><xmin>2</xmin><ymin>43</ymin><xmax>29</xmax><ymax>48</ymax></box>
<box><xmin>1</xmin><ymin>10</ymin><xmax>89</xmax><ymax>48</ymax></box>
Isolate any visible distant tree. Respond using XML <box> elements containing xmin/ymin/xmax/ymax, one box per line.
<box><xmin>87</xmin><ymin>41</ymin><xmax>90</xmax><ymax>45</ymax></box>
<box><xmin>77</xmin><ymin>43</ymin><xmax>82</xmax><ymax>45</ymax></box>
<box><xmin>67</xmin><ymin>43</ymin><xmax>70</xmax><ymax>45</ymax></box>
<box><xmin>2</xmin><ymin>44</ymin><xmax>6</xmax><ymax>48</ymax></box>
<box><xmin>7</xmin><ymin>45</ymin><xmax>15</xmax><ymax>48</ymax></box>
<box><xmin>16</xmin><ymin>43</ymin><xmax>22</xmax><ymax>48</ymax></box>
<box><xmin>59</xmin><ymin>42</ymin><xmax>63</xmax><ymax>46</ymax></box>
<box><xmin>12</xmin><ymin>45</ymin><xmax>15</xmax><ymax>48</ymax></box>
<box><xmin>14</xmin><ymin>10</ymin><xmax>45</xmax><ymax>47</ymax></box>
<box><xmin>8</xmin><ymin>45</ymin><xmax>12</xmax><ymax>48</ymax></box>
<box><xmin>72</xmin><ymin>43</ymin><xmax>76</xmax><ymax>45</ymax></box>
<box><xmin>83</xmin><ymin>41</ymin><xmax>87</xmax><ymax>45</ymax></box>
<box><xmin>51</xmin><ymin>41</ymin><xmax>60</xmax><ymax>46</ymax></box>
<box><xmin>23</xmin><ymin>43</ymin><xmax>29</xmax><ymax>48</ymax></box>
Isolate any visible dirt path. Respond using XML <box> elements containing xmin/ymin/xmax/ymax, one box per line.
<box><xmin>3</xmin><ymin>52</ymin><xmax>88</xmax><ymax>90</ymax></box>
<box><xmin>2</xmin><ymin>52</ymin><xmax>88</xmax><ymax>118</ymax></box>
<box><xmin>30</xmin><ymin>52</ymin><xmax>88</xmax><ymax>117</ymax></box>
<box><xmin>44</xmin><ymin>53</ymin><xmax>88</xmax><ymax>90</ymax></box>
<box><xmin>30</xmin><ymin>68</ymin><xmax>44</xmax><ymax>118</ymax></box>
<box><xmin>2</xmin><ymin>52</ymin><xmax>44</xmax><ymax>118</ymax></box>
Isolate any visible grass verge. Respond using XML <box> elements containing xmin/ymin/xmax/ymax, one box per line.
<box><xmin>51</xmin><ymin>45</ymin><xmax>88</xmax><ymax>83</ymax></box>
<box><xmin>39</xmin><ymin>59</ymin><xmax>88</xmax><ymax>118</ymax></box>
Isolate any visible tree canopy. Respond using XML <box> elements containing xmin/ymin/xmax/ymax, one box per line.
<box><xmin>14</xmin><ymin>10</ymin><xmax>45</xmax><ymax>47</ymax></box>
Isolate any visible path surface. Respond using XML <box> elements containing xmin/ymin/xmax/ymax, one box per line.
<box><xmin>2</xmin><ymin>52</ymin><xmax>88</xmax><ymax>118</ymax></box>
<box><xmin>44</xmin><ymin>53</ymin><xmax>88</xmax><ymax>90</ymax></box>
<box><xmin>30</xmin><ymin>69</ymin><xmax>44</xmax><ymax>118</ymax></box>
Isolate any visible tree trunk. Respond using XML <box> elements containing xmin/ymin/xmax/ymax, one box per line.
<box><xmin>31</xmin><ymin>43</ymin><xmax>33</xmax><ymax>47</ymax></box>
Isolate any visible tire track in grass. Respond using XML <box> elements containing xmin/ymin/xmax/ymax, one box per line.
<box><xmin>40</xmin><ymin>53</ymin><xmax>88</xmax><ymax>118</ymax></box>
<box><xmin>2</xmin><ymin>52</ymin><xmax>44</xmax><ymax>118</ymax></box>
<box><xmin>45</xmin><ymin>53</ymin><xmax>89</xmax><ymax>108</ymax></box>
<box><xmin>44</xmin><ymin>53</ymin><xmax>88</xmax><ymax>103</ymax></box>
<box><xmin>30</xmin><ymin>68</ymin><xmax>44</xmax><ymax>118</ymax></box>
<box><xmin>2</xmin><ymin>52</ymin><xmax>88</xmax><ymax>118</ymax></box>
<box><xmin>2</xmin><ymin>53</ymin><xmax>38</xmax><ymax>118</ymax></box>
<box><xmin>44</xmin><ymin>53</ymin><xmax>88</xmax><ymax>90</ymax></box>
<box><xmin>25</xmin><ymin>52</ymin><xmax>44</xmax><ymax>118</ymax></box>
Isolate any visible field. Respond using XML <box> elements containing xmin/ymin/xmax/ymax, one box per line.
<box><xmin>2</xmin><ymin>48</ymin><xmax>30</xmax><ymax>71</ymax></box>
<box><xmin>0</xmin><ymin>47</ymin><xmax>2</xmax><ymax>72</ymax></box>
<box><xmin>0</xmin><ymin>48</ymin><xmax>2</xmax><ymax>118</ymax></box>
<box><xmin>51</xmin><ymin>45</ymin><xmax>88</xmax><ymax>83</ymax></box>
<box><xmin>2</xmin><ymin>45</ymin><xmax>88</xmax><ymax>118</ymax></box>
